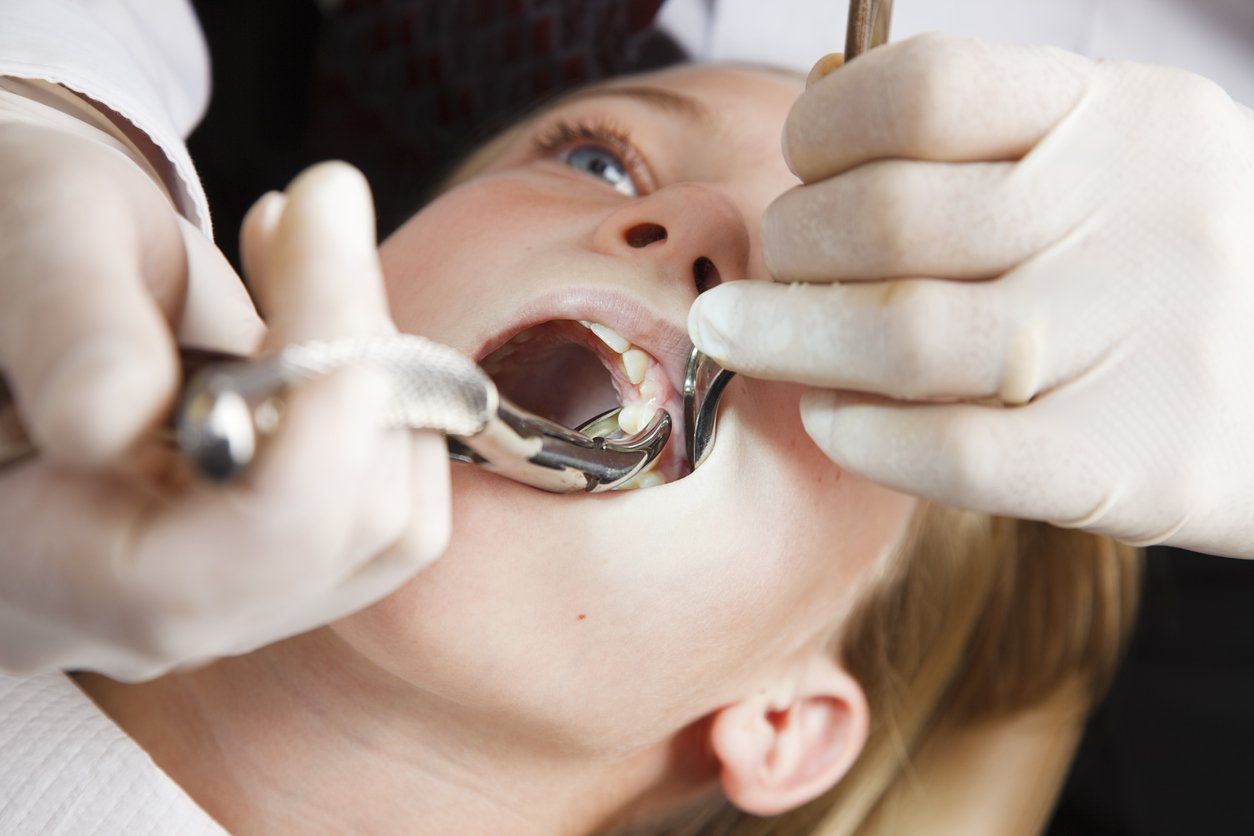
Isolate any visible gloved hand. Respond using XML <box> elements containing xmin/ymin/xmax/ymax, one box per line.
<box><xmin>0</xmin><ymin>77</ymin><xmax>450</xmax><ymax>679</ymax></box>
<box><xmin>689</xmin><ymin>34</ymin><xmax>1254</xmax><ymax>558</ymax></box>
<box><xmin>0</xmin><ymin>78</ymin><xmax>267</xmax><ymax>465</ymax></box>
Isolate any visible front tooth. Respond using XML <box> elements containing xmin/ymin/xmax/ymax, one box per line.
<box><xmin>589</xmin><ymin>323</ymin><xmax>630</xmax><ymax>353</ymax></box>
<box><xmin>621</xmin><ymin>348</ymin><xmax>648</xmax><ymax>385</ymax></box>
<box><xmin>634</xmin><ymin>471</ymin><xmax>666</xmax><ymax>489</ymax></box>
<box><xmin>617</xmin><ymin>403</ymin><xmax>651</xmax><ymax>435</ymax></box>
<box><xmin>616</xmin><ymin>470</ymin><xmax>666</xmax><ymax>491</ymax></box>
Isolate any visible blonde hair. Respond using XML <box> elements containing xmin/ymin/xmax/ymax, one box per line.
<box><xmin>635</xmin><ymin>505</ymin><xmax>1141</xmax><ymax>835</ymax></box>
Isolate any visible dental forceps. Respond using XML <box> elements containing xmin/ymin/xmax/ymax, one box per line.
<box><xmin>0</xmin><ymin>337</ymin><xmax>670</xmax><ymax>494</ymax></box>
<box><xmin>683</xmin><ymin>0</ymin><xmax>895</xmax><ymax>471</ymax></box>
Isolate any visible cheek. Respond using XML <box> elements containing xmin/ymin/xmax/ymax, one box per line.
<box><xmin>379</xmin><ymin>175</ymin><xmax>602</xmax><ymax>342</ymax></box>
<box><xmin>688</xmin><ymin>380</ymin><xmax>919</xmax><ymax>628</ymax></box>
<box><xmin>380</xmin><ymin>179</ymin><xmax>534</xmax><ymax>339</ymax></box>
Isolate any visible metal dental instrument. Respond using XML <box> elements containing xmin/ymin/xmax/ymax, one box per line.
<box><xmin>684</xmin><ymin>347</ymin><xmax>734</xmax><ymax>471</ymax></box>
<box><xmin>845</xmin><ymin>0</ymin><xmax>893</xmax><ymax>60</ymax></box>
<box><xmin>0</xmin><ymin>337</ymin><xmax>670</xmax><ymax>494</ymax></box>
<box><xmin>683</xmin><ymin>0</ymin><xmax>895</xmax><ymax>472</ymax></box>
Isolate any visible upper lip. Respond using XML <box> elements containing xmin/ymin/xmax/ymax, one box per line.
<box><xmin>468</xmin><ymin>286</ymin><xmax>692</xmax><ymax>398</ymax></box>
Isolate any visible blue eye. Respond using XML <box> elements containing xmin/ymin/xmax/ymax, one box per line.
<box><xmin>561</xmin><ymin>145</ymin><xmax>637</xmax><ymax>197</ymax></box>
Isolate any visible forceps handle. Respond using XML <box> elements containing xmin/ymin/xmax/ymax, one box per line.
<box><xmin>0</xmin><ymin>343</ymin><xmax>670</xmax><ymax>494</ymax></box>
<box><xmin>845</xmin><ymin>0</ymin><xmax>893</xmax><ymax>60</ymax></box>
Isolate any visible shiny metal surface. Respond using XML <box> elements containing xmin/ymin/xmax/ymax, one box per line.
<box><xmin>450</xmin><ymin>402</ymin><xmax>670</xmax><ymax>493</ymax></box>
<box><xmin>0</xmin><ymin>338</ymin><xmax>671</xmax><ymax>494</ymax></box>
<box><xmin>683</xmin><ymin>346</ymin><xmax>734</xmax><ymax>470</ymax></box>
<box><xmin>682</xmin><ymin>0</ymin><xmax>894</xmax><ymax>472</ymax></box>
<box><xmin>176</xmin><ymin>336</ymin><xmax>493</xmax><ymax>482</ymax></box>
<box><xmin>575</xmin><ymin>406</ymin><xmax>627</xmax><ymax>439</ymax></box>
<box><xmin>0</xmin><ymin>346</ymin><xmax>241</xmax><ymax>475</ymax></box>
<box><xmin>845</xmin><ymin>0</ymin><xmax>893</xmax><ymax>60</ymax></box>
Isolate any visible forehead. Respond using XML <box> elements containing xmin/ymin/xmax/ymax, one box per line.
<box><xmin>599</xmin><ymin>64</ymin><xmax>803</xmax><ymax>132</ymax></box>
<box><xmin>584</xmin><ymin>64</ymin><xmax>803</xmax><ymax>190</ymax></box>
<box><xmin>625</xmin><ymin>63</ymin><xmax>804</xmax><ymax>97</ymax></box>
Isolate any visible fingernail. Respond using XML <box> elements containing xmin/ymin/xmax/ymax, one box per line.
<box><xmin>247</xmin><ymin>190</ymin><xmax>287</xmax><ymax>233</ymax></box>
<box><xmin>240</xmin><ymin>191</ymin><xmax>287</xmax><ymax>283</ymax></box>
<box><xmin>799</xmin><ymin>389</ymin><xmax>839</xmax><ymax>449</ymax></box>
<box><xmin>806</xmin><ymin>52</ymin><xmax>845</xmax><ymax>88</ymax></box>
<box><xmin>31</xmin><ymin>338</ymin><xmax>166</xmax><ymax>464</ymax></box>
<box><xmin>687</xmin><ymin>286</ymin><xmax>739</xmax><ymax>361</ymax></box>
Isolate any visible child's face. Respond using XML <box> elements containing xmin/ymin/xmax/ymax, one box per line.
<box><xmin>333</xmin><ymin>66</ymin><xmax>916</xmax><ymax>752</ymax></box>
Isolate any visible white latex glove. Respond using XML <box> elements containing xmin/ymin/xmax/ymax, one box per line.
<box><xmin>689</xmin><ymin>35</ymin><xmax>1254</xmax><ymax>557</ymax></box>
<box><xmin>0</xmin><ymin>78</ymin><xmax>450</xmax><ymax>678</ymax></box>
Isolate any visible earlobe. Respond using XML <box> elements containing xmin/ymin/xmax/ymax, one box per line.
<box><xmin>709</xmin><ymin>663</ymin><xmax>869</xmax><ymax>816</ymax></box>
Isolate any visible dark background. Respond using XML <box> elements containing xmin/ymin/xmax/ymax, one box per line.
<box><xmin>188</xmin><ymin>3</ymin><xmax>1254</xmax><ymax>832</ymax></box>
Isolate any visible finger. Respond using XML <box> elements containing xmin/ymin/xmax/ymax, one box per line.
<box><xmin>255</xmin><ymin>161</ymin><xmax>395</xmax><ymax>346</ymax></box>
<box><xmin>175</xmin><ymin>217</ymin><xmax>267</xmax><ymax>354</ymax></box>
<box><xmin>799</xmin><ymin>389</ymin><xmax>1105</xmax><ymax>524</ymax></box>
<box><xmin>784</xmin><ymin>33</ymin><xmax>1092</xmax><ymax>183</ymax></box>
<box><xmin>806</xmin><ymin>52</ymin><xmax>844</xmax><ymax>88</ymax></box>
<box><xmin>390</xmin><ymin>430</ymin><xmax>452</xmax><ymax>564</ymax></box>
<box><xmin>0</xmin><ymin>203</ymin><xmax>181</xmax><ymax>467</ymax></box>
<box><xmin>237</xmin><ymin>434</ymin><xmax>450</xmax><ymax>650</ymax></box>
<box><xmin>765</xmin><ymin>160</ymin><xmax>1070</xmax><ymax>282</ymax></box>
<box><xmin>0</xmin><ymin>124</ymin><xmax>189</xmax><ymax>466</ymax></box>
<box><xmin>690</xmin><ymin>278</ymin><xmax>1054</xmax><ymax>402</ymax></box>
<box><xmin>239</xmin><ymin>190</ymin><xmax>286</xmax><ymax>291</ymax></box>
<box><xmin>209</xmin><ymin>426</ymin><xmax>449</xmax><ymax>661</ymax></box>
<box><xmin>130</xmin><ymin>363</ymin><xmax>400</xmax><ymax>614</ymax></box>
<box><xmin>134</xmin><ymin>163</ymin><xmax>448</xmax><ymax>616</ymax></box>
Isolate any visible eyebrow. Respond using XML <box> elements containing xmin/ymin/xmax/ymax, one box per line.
<box><xmin>432</xmin><ymin>83</ymin><xmax>714</xmax><ymax>195</ymax></box>
<box><xmin>553</xmin><ymin>84</ymin><xmax>713</xmax><ymax>125</ymax></box>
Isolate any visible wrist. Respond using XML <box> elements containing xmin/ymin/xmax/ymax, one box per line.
<box><xmin>0</xmin><ymin>76</ymin><xmax>176</xmax><ymax>203</ymax></box>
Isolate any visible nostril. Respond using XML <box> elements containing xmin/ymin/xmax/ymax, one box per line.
<box><xmin>692</xmin><ymin>257</ymin><xmax>720</xmax><ymax>293</ymax></box>
<box><xmin>625</xmin><ymin>223</ymin><xmax>667</xmax><ymax>248</ymax></box>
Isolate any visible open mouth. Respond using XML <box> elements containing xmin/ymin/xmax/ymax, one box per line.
<box><xmin>479</xmin><ymin>319</ymin><xmax>689</xmax><ymax>489</ymax></box>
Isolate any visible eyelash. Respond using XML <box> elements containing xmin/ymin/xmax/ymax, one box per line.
<box><xmin>531</xmin><ymin>118</ymin><xmax>652</xmax><ymax>193</ymax></box>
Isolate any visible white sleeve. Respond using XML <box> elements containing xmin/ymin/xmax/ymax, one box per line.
<box><xmin>0</xmin><ymin>0</ymin><xmax>213</xmax><ymax>236</ymax></box>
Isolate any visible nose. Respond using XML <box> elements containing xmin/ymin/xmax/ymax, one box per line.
<box><xmin>591</xmin><ymin>182</ymin><xmax>751</xmax><ymax>295</ymax></box>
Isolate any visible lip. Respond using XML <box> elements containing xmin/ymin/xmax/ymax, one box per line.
<box><xmin>468</xmin><ymin>286</ymin><xmax>692</xmax><ymax>399</ymax></box>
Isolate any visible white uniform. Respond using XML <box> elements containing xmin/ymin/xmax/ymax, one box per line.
<box><xmin>0</xmin><ymin>671</ymin><xmax>222</xmax><ymax>833</ymax></box>
<box><xmin>0</xmin><ymin>0</ymin><xmax>1250</xmax><ymax>829</ymax></box>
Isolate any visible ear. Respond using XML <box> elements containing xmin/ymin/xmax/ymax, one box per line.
<box><xmin>708</xmin><ymin>658</ymin><xmax>869</xmax><ymax>816</ymax></box>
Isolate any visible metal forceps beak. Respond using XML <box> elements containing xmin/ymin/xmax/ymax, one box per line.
<box><xmin>447</xmin><ymin>400</ymin><xmax>671</xmax><ymax>494</ymax></box>
<box><xmin>683</xmin><ymin>0</ymin><xmax>895</xmax><ymax>473</ymax></box>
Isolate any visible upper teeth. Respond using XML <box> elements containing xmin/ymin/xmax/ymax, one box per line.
<box><xmin>588</xmin><ymin>323</ymin><xmax>630</xmax><ymax>353</ymax></box>
<box><xmin>572</xmin><ymin>320</ymin><xmax>668</xmax><ymax>439</ymax></box>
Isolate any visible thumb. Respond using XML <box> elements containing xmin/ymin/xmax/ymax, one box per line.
<box><xmin>0</xmin><ymin>207</ymin><xmax>185</xmax><ymax>467</ymax></box>
<box><xmin>688</xmin><ymin>281</ymin><xmax>799</xmax><ymax>375</ymax></box>
<box><xmin>175</xmin><ymin>216</ymin><xmax>266</xmax><ymax>355</ymax></box>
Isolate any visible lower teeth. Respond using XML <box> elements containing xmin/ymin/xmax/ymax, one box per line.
<box><xmin>615</xmin><ymin>469</ymin><xmax>666</xmax><ymax>491</ymax></box>
<box><xmin>617</xmin><ymin>403</ymin><xmax>653</xmax><ymax>435</ymax></box>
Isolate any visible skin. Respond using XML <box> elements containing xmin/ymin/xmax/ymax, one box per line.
<box><xmin>79</xmin><ymin>66</ymin><xmax>918</xmax><ymax>833</ymax></box>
